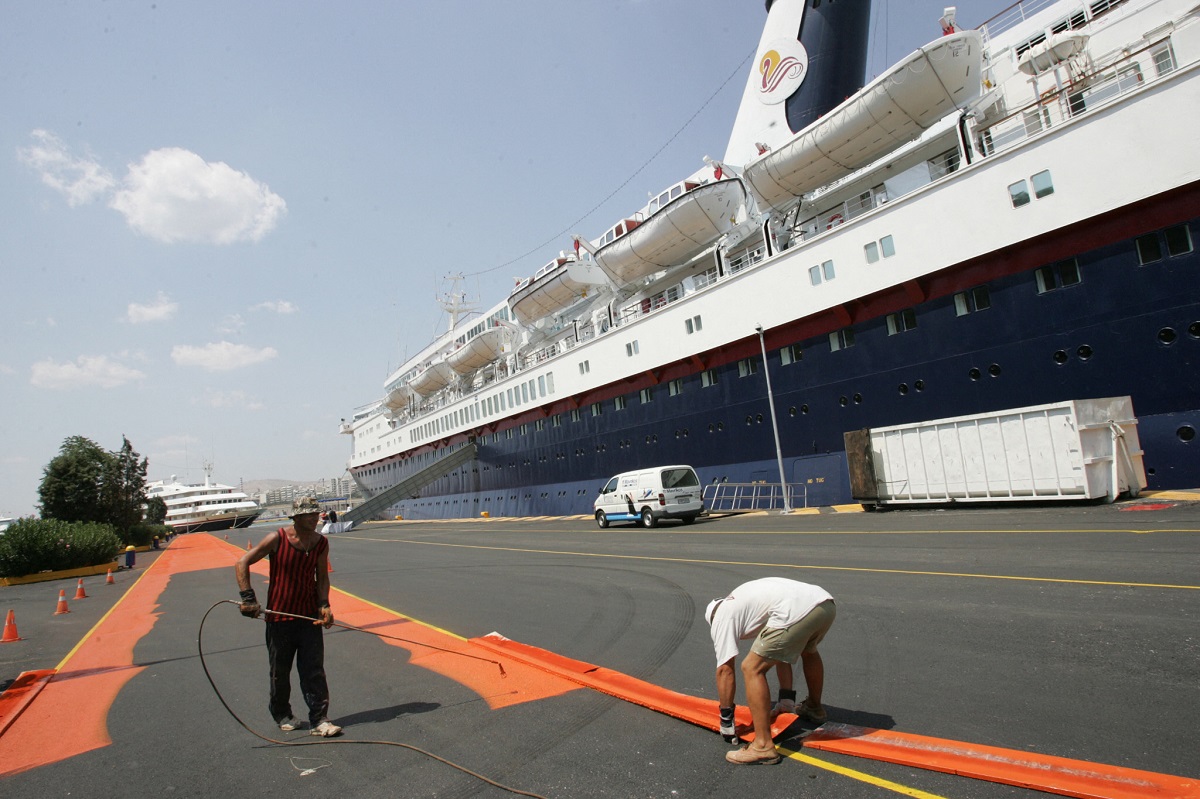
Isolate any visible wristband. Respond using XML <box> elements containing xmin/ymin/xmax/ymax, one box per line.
<box><xmin>240</xmin><ymin>589</ymin><xmax>257</xmax><ymax>603</ymax></box>
<box><xmin>319</xmin><ymin>602</ymin><xmax>331</xmax><ymax>609</ymax></box>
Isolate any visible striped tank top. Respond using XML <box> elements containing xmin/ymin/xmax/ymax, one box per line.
<box><xmin>265</xmin><ymin>528</ymin><xmax>328</xmax><ymax>623</ymax></box>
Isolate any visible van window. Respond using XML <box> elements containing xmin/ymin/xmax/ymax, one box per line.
<box><xmin>661</xmin><ymin>468</ymin><xmax>699</xmax><ymax>489</ymax></box>
<box><xmin>602</xmin><ymin>477</ymin><xmax>618</xmax><ymax>493</ymax></box>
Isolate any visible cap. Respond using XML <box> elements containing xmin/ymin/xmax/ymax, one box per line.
<box><xmin>290</xmin><ymin>496</ymin><xmax>321</xmax><ymax>516</ymax></box>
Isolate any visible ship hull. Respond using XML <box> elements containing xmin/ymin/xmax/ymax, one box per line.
<box><xmin>173</xmin><ymin>511</ymin><xmax>263</xmax><ymax>534</ymax></box>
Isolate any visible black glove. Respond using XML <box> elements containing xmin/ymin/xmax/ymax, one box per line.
<box><xmin>719</xmin><ymin>706</ymin><xmax>737</xmax><ymax>743</ymax></box>
<box><xmin>239</xmin><ymin>589</ymin><xmax>261</xmax><ymax>619</ymax></box>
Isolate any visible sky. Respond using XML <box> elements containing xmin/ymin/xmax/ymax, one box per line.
<box><xmin>1</xmin><ymin>0</ymin><xmax>980</xmax><ymax>518</ymax></box>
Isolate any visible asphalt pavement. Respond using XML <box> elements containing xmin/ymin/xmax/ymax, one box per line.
<box><xmin>1</xmin><ymin>499</ymin><xmax>1198</xmax><ymax>798</ymax></box>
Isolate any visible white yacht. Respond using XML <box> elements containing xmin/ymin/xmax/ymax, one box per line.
<box><xmin>146</xmin><ymin>463</ymin><xmax>262</xmax><ymax>534</ymax></box>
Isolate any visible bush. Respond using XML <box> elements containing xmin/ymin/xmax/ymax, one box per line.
<box><xmin>0</xmin><ymin>518</ymin><xmax>121</xmax><ymax>577</ymax></box>
<box><xmin>125</xmin><ymin>522</ymin><xmax>172</xmax><ymax>547</ymax></box>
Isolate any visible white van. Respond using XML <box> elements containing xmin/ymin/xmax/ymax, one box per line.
<box><xmin>593</xmin><ymin>464</ymin><xmax>704</xmax><ymax>528</ymax></box>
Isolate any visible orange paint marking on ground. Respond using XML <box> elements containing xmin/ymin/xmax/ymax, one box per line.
<box><xmin>472</xmin><ymin>634</ymin><xmax>1199</xmax><ymax>799</ymax></box>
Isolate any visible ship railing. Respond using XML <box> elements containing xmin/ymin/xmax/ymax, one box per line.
<box><xmin>978</xmin><ymin>0</ymin><xmax>1059</xmax><ymax>46</ymax></box>
<box><xmin>702</xmin><ymin>482</ymin><xmax>808</xmax><ymax>512</ymax></box>
<box><xmin>726</xmin><ymin>245</ymin><xmax>767</xmax><ymax>276</ymax></box>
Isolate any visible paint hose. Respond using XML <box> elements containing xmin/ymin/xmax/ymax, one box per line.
<box><xmin>198</xmin><ymin>600</ymin><xmax>541</xmax><ymax>798</ymax></box>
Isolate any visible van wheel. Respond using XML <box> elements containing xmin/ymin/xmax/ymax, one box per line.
<box><xmin>681</xmin><ymin>514</ymin><xmax>697</xmax><ymax>525</ymax></box>
<box><xmin>640</xmin><ymin>508</ymin><xmax>657</xmax><ymax>528</ymax></box>
<box><xmin>595</xmin><ymin>511</ymin><xmax>609</xmax><ymax>529</ymax></box>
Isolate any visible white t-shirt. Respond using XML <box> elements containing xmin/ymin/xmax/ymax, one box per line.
<box><xmin>708</xmin><ymin>577</ymin><xmax>833</xmax><ymax>664</ymax></box>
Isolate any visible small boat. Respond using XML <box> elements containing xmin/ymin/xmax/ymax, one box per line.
<box><xmin>408</xmin><ymin>359</ymin><xmax>455</xmax><ymax>397</ymax></box>
<box><xmin>509</xmin><ymin>254</ymin><xmax>608</xmax><ymax>326</ymax></box>
<box><xmin>743</xmin><ymin>29</ymin><xmax>984</xmax><ymax>211</ymax></box>
<box><xmin>383</xmin><ymin>384</ymin><xmax>414</xmax><ymax>416</ymax></box>
<box><xmin>592</xmin><ymin>177</ymin><xmax>749</xmax><ymax>285</ymax></box>
<box><xmin>446</xmin><ymin>326</ymin><xmax>507</xmax><ymax>374</ymax></box>
<box><xmin>1017</xmin><ymin>32</ymin><xmax>1089</xmax><ymax>75</ymax></box>
<box><xmin>146</xmin><ymin>464</ymin><xmax>262</xmax><ymax>534</ymax></box>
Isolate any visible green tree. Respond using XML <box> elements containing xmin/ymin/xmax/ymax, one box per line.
<box><xmin>38</xmin><ymin>436</ymin><xmax>112</xmax><ymax>524</ymax></box>
<box><xmin>103</xmin><ymin>436</ymin><xmax>149</xmax><ymax>535</ymax></box>
<box><xmin>145</xmin><ymin>496</ymin><xmax>167</xmax><ymax>525</ymax></box>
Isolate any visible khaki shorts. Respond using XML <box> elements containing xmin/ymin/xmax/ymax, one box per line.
<box><xmin>750</xmin><ymin>599</ymin><xmax>836</xmax><ymax>664</ymax></box>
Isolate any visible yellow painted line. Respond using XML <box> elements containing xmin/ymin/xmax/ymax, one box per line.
<box><xmin>331</xmin><ymin>586</ymin><xmax>467</xmax><ymax>641</ymax></box>
<box><xmin>54</xmin><ymin>562</ymin><xmax>161</xmax><ymax>671</ymax></box>
<box><xmin>778</xmin><ymin>746</ymin><xmax>951</xmax><ymax>799</ymax></box>
<box><xmin>335</xmin><ymin>535</ymin><xmax>1200</xmax><ymax>590</ymax></box>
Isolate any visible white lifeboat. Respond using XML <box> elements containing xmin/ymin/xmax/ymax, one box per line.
<box><xmin>1017</xmin><ymin>32</ymin><xmax>1089</xmax><ymax>76</ymax></box>
<box><xmin>446</xmin><ymin>327</ymin><xmax>507</xmax><ymax>374</ymax></box>
<box><xmin>383</xmin><ymin>385</ymin><xmax>413</xmax><ymax>414</ymax></box>
<box><xmin>509</xmin><ymin>254</ymin><xmax>608</xmax><ymax>326</ymax></box>
<box><xmin>408</xmin><ymin>360</ymin><xmax>454</xmax><ymax>397</ymax></box>
<box><xmin>593</xmin><ymin>178</ymin><xmax>747</xmax><ymax>286</ymax></box>
<box><xmin>743</xmin><ymin>29</ymin><xmax>984</xmax><ymax>212</ymax></box>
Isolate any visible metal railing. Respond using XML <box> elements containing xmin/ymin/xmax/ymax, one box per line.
<box><xmin>702</xmin><ymin>482</ymin><xmax>808</xmax><ymax>512</ymax></box>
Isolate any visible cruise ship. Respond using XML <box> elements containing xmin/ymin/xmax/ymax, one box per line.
<box><xmin>343</xmin><ymin>0</ymin><xmax>1200</xmax><ymax>521</ymax></box>
<box><xmin>146</xmin><ymin>464</ymin><xmax>262</xmax><ymax>533</ymax></box>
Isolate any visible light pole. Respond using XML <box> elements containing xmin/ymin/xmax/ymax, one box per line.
<box><xmin>756</xmin><ymin>324</ymin><xmax>793</xmax><ymax>513</ymax></box>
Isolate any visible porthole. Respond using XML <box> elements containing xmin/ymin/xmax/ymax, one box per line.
<box><xmin>1077</xmin><ymin>345</ymin><xmax>1093</xmax><ymax>360</ymax></box>
<box><xmin>756</xmin><ymin>413</ymin><xmax>764</xmax><ymax>423</ymax></box>
<box><xmin>914</xmin><ymin>380</ymin><xmax>925</xmax><ymax>391</ymax></box>
<box><xmin>989</xmin><ymin>363</ymin><xmax>1001</xmax><ymax>377</ymax></box>
<box><xmin>717</xmin><ymin>422</ymin><xmax>724</xmax><ymax>432</ymax></box>
<box><xmin>1054</xmin><ymin>350</ymin><xmax>1069</xmax><ymax>364</ymax></box>
<box><xmin>789</xmin><ymin>406</ymin><xmax>797</xmax><ymax>416</ymax></box>
<box><xmin>746</xmin><ymin>415</ymin><xmax>754</xmax><ymax>426</ymax></box>
<box><xmin>651</xmin><ymin>434</ymin><xmax>658</xmax><ymax>443</ymax></box>
<box><xmin>853</xmin><ymin>393</ymin><xmax>863</xmax><ymax>404</ymax></box>
<box><xmin>801</xmin><ymin>404</ymin><xmax>810</xmax><ymax>414</ymax></box>
<box><xmin>968</xmin><ymin>367</ymin><xmax>981</xmax><ymax>381</ymax></box>
<box><xmin>1158</xmin><ymin>327</ymin><xmax>1177</xmax><ymax>344</ymax></box>
<box><xmin>1179</xmin><ymin>426</ymin><xmax>1196</xmax><ymax>443</ymax></box>
<box><xmin>708</xmin><ymin>424</ymin><xmax>715</xmax><ymax>433</ymax></box>
<box><xmin>898</xmin><ymin>383</ymin><xmax>909</xmax><ymax>395</ymax></box>
<box><xmin>675</xmin><ymin>430</ymin><xmax>681</xmax><ymax>438</ymax></box>
<box><xmin>682</xmin><ymin>428</ymin><xmax>689</xmax><ymax>437</ymax></box>
<box><xmin>1189</xmin><ymin>322</ymin><xmax>1200</xmax><ymax>338</ymax></box>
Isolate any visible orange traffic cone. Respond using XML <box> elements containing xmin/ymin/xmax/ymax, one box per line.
<box><xmin>1</xmin><ymin>610</ymin><xmax>21</xmax><ymax>643</ymax></box>
<box><xmin>54</xmin><ymin>589</ymin><xmax>70</xmax><ymax>615</ymax></box>
<box><xmin>247</xmin><ymin>540</ymin><xmax>251</xmax><ymax>550</ymax></box>
<box><xmin>327</xmin><ymin>557</ymin><xmax>334</xmax><ymax>573</ymax></box>
<box><xmin>74</xmin><ymin>577</ymin><xmax>88</xmax><ymax>600</ymax></box>
<box><xmin>106</xmin><ymin>569</ymin><xmax>115</xmax><ymax>585</ymax></box>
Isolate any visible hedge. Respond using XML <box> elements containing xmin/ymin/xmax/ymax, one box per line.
<box><xmin>0</xmin><ymin>518</ymin><xmax>122</xmax><ymax>577</ymax></box>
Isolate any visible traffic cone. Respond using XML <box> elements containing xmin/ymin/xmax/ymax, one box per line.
<box><xmin>74</xmin><ymin>577</ymin><xmax>88</xmax><ymax>600</ymax></box>
<box><xmin>1</xmin><ymin>610</ymin><xmax>21</xmax><ymax>643</ymax></box>
<box><xmin>247</xmin><ymin>540</ymin><xmax>251</xmax><ymax>550</ymax></box>
<box><xmin>106</xmin><ymin>569</ymin><xmax>115</xmax><ymax>585</ymax></box>
<box><xmin>327</xmin><ymin>558</ymin><xmax>333</xmax><ymax>573</ymax></box>
<box><xmin>54</xmin><ymin>589</ymin><xmax>70</xmax><ymax>615</ymax></box>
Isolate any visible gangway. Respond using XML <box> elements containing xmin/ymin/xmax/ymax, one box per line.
<box><xmin>343</xmin><ymin>443</ymin><xmax>478</xmax><ymax>523</ymax></box>
<box><xmin>702</xmin><ymin>482</ymin><xmax>807</xmax><ymax>512</ymax></box>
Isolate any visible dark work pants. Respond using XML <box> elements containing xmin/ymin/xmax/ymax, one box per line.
<box><xmin>265</xmin><ymin>620</ymin><xmax>330</xmax><ymax>725</ymax></box>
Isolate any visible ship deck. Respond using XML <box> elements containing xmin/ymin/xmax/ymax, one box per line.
<box><xmin>2</xmin><ymin>498</ymin><xmax>1198</xmax><ymax>797</ymax></box>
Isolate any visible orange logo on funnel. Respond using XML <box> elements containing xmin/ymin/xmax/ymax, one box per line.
<box><xmin>757</xmin><ymin>40</ymin><xmax>808</xmax><ymax>105</ymax></box>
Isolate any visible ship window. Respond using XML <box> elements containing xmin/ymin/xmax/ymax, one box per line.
<box><xmin>640</xmin><ymin>388</ymin><xmax>653</xmax><ymax>404</ymax></box>
<box><xmin>1036</xmin><ymin>259</ymin><xmax>1082</xmax><ymax>292</ymax></box>
<box><xmin>546</xmin><ymin>373</ymin><xmax>555</xmax><ymax>394</ymax></box>
<box><xmin>506</xmin><ymin>388</ymin><xmax>514</xmax><ymax>407</ymax></box>
<box><xmin>671</xmin><ymin>185</ymin><xmax>683</xmax><ymax>199</ymax></box>
<box><xmin>538</xmin><ymin>375</ymin><xmax>546</xmax><ymax>396</ymax></box>
<box><xmin>1136</xmin><ymin>234</ymin><xmax>1162</xmax><ymax>264</ymax></box>
<box><xmin>881</xmin><ymin>235</ymin><xmax>895</xmax><ymax>257</ymax></box>
<box><xmin>685</xmin><ymin>315</ymin><xmax>703</xmax><ymax>334</ymax></box>
<box><xmin>737</xmin><ymin>358</ymin><xmax>759</xmax><ymax>378</ymax></box>
<box><xmin>701</xmin><ymin>368</ymin><xmax>719</xmax><ymax>387</ymax></box>
<box><xmin>626</xmin><ymin>340</ymin><xmax>640</xmax><ymax>356</ymax></box>
<box><xmin>520</xmin><ymin>423</ymin><xmax>529</xmax><ymax>436</ymax></box>
<box><xmin>506</xmin><ymin>428</ymin><xmax>514</xmax><ymax>440</ymax></box>
<box><xmin>830</xmin><ymin>327</ymin><xmax>855</xmax><ymax>351</ymax></box>
<box><xmin>1152</xmin><ymin>43</ymin><xmax>1176</xmax><ymax>76</ymax></box>
<box><xmin>1165</xmin><ymin>225</ymin><xmax>1193</xmax><ymax>257</ymax></box>
<box><xmin>823</xmin><ymin>260</ymin><xmax>835</xmax><ymax>281</ymax></box>
<box><xmin>615</xmin><ymin>396</ymin><xmax>627</xmax><ymax>411</ymax></box>
<box><xmin>954</xmin><ymin>286</ymin><xmax>992</xmax><ymax>316</ymax></box>
<box><xmin>781</xmin><ymin>344</ymin><xmax>802</xmax><ymax>365</ymax></box>
<box><xmin>1031</xmin><ymin>170</ymin><xmax>1054</xmax><ymax>199</ymax></box>
<box><xmin>669</xmin><ymin>378</ymin><xmax>683</xmax><ymax>396</ymax></box>
<box><xmin>1009</xmin><ymin>180</ymin><xmax>1031</xmax><ymax>208</ymax></box>
<box><xmin>591</xmin><ymin>402</ymin><xmax>602</xmax><ymax>417</ymax></box>
<box><xmin>553</xmin><ymin>414</ymin><xmax>562</xmax><ymax>427</ymax></box>
<box><xmin>571</xmin><ymin>408</ymin><xmax>581</xmax><ymax>423</ymax></box>
<box><xmin>886</xmin><ymin>309</ymin><xmax>918</xmax><ymax>335</ymax></box>
<box><xmin>579</xmin><ymin>360</ymin><xmax>590</xmax><ymax>375</ymax></box>
<box><xmin>535</xmin><ymin>419</ymin><xmax>544</xmax><ymax>432</ymax></box>
<box><xmin>865</xmin><ymin>241</ymin><xmax>879</xmax><ymax>263</ymax></box>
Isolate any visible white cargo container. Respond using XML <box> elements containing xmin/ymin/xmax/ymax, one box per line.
<box><xmin>845</xmin><ymin>397</ymin><xmax>1147</xmax><ymax>506</ymax></box>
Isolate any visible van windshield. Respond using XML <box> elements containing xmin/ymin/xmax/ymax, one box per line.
<box><xmin>661</xmin><ymin>468</ymin><xmax>699</xmax><ymax>489</ymax></box>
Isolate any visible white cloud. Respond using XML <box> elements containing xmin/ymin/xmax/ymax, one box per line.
<box><xmin>216</xmin><ymin>314</ymin><xmax>246</xmax><ymax>335</ymax></box>
<box><xmin>250</xmin><ymin>300</ymin><xmax>298</xmax><ymax>314</ymax></box>
<box><xmin>126</xmin><ymin>292</ymin><xmax>179</xmax><ymax>323</ymax></box>
<box><xmin>197</xmin><ymin>389</ymin><xmax>265</xmax><ymax>410</ymax></box>
<box><xmin>30</xmin><ymin>355</ymin><xmax>145</xmax><ymax>389</ymax></box>
<box><xmin>17</xmin><ymin>129</ymin><xmax>116</xmax><ymax>207</ymax></box>
<box><xmin>171</xmin><ymin>341</ymin><xmax>278</xmax><ymax>371</ymax></box>
<box><xmin>109</xmin><ymin>147</ymin><xmax>286</xmax><ymax>244</ymax></box>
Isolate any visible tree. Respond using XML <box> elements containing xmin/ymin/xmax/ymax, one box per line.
<box><xmin>38</xmin><ymin>436</ymin><xmax>112</xmax><ymax>524</ymax></box>
<box><xmin>38</xmin><ymin>435</ymin><xmax>152</xmax><ymax>536</ymax></box>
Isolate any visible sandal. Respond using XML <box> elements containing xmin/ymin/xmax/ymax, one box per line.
<box><xmin>725</xmin><ymin>746</ymin><xmax>781</xmax><ymax>765</ymax></box>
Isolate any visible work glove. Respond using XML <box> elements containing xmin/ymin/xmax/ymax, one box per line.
<box><xmin>771</xmin><ymin>688</ymin><xmax>797</xmax><ymax>719</ymax></box>
<box><xmin>719</xmin><ymin>706</ymin><xmax>737</xmax><ymax>743</ymax></box>
<box><xmin>239</xmin><ymin>589</ymin><xmax>262</xmax><ymax>619</ymax></box>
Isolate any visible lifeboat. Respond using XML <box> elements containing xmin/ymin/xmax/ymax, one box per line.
<box><xmin>446</xmin><ymin>327</ymin><xmax>507</xmax><ymax>374</ymax></box>
<box><xmin>408</xmin><ymin>359</ymin><xmax>454</xmax><ymax>397</ymax></box>
<box><xmin>509</xmin><ymin>255</ymin><xmax>608</xmax><ymax>326</ymax></box>
<box><xmin>383</xmin><ymin>385</ymin><xmax>413</xmax><ymax>415</ymax></box>
<box><xmin>743</xmin><ymin>29</ymin><xmax>984</xmax><ymax>211</ymax></box>
<box><xmin>1017</xmin><ymin>32</ymin><xmax>1089</xmax><ymax>76</ymax></box>
<box><xmin>593</xmin><ymin>178</ymin><xmax>747</xmax><ymax>285</ymax></box>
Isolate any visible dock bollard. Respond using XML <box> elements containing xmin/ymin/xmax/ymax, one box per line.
<box><xmin>124</xmin><ymin>545</ymin><xmax>136</xmax><ymax>569</ymax></box>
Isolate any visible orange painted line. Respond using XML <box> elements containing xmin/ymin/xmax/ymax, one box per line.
<box><xmin>0</xmin><ymin>669</ymin><xmax>56</xmax><ymax>737</ymax></box>
<box><xmin>803</xmin><ymin>723</ymin><xmax>1199</xmax><ymax>799</ymax></box>
<box><xmin>470</xmin><ymin>634</ymin><xmax>1199</xmax><ymax>799</ymax></box>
